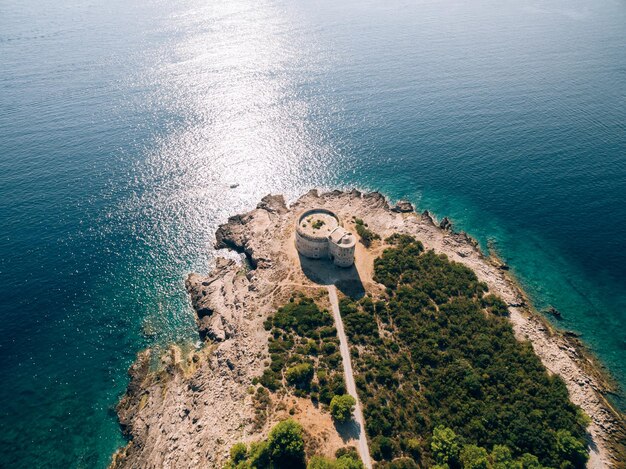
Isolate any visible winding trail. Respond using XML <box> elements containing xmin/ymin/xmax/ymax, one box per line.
<box><xmin>327</xmin><ymin>285</ymin><xmax>372</xmax><ymax>469</ymax></box>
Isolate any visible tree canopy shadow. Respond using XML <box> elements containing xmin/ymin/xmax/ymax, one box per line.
<box><xmin>333</xmin><ymin>416</ymin><xmax>364</xmax><ymax>443</ymax></box>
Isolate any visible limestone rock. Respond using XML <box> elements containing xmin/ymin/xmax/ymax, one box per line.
<box><xmin>256</xmin><ymin>194</ymin><xmax>288</xmax><ymax>214</ymax></box>
<box><xmin>421</xmin><ymin>210</ymin><xmax>436</xmax><ymax>225</ymax></box>
<box><xmin>391</xmin><ymin>200</ymin><xmax>414</xmax><ymax>213</ymax></box>
<box><xmin>439</xmin><ymin>216</ymin><xmax>452</xmax><ymax>231</ymax></box>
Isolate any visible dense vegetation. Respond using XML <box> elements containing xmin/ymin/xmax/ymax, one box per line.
<box><xmin>256</xmin><ymin>295</ymin><xmax>347</xmax><ymax>405</ymax></box>
<box><xmin>341</xmin><ymin>234</ymin><xmax>589</xmax><ymax>468</ymax></box>
<box><xmin>226</xmin><ymin>420</ymin><xmax>364</xmax><ymax>469</ymax></box>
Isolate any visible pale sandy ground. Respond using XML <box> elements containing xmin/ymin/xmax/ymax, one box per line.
<box><xmin>111</xmin><ymin>190</ymin><xmax>625</xmax><ymax>469</ymax></box>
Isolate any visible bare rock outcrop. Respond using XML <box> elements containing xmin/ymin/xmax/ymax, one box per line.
<box><xmin>391</xmin><ymin>200</ymin><xmax>414</xmax><ymax>213</ymax></box>
<box><xmin>439</xmin><ymin>216</ymin><xmax>452</xmax><ymax>231</ymax></box>
<box><xmin>111</xmin><ymin>189</ymin><xmax>626</xmax><ymax>469</ymax></box>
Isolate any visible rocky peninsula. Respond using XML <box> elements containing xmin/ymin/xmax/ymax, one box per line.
<box><xmin>110</xmin><ymin>189</ymin><xmax>625</xmax><ymax>468</ymax></box>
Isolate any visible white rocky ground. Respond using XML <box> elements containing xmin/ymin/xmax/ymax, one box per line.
<box><xmin>110</xmin><ymin>189</ymin><xmax>625</xmax><ymax>469</ymax></box>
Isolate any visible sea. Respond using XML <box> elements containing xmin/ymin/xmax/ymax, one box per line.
<box><xmin>1</xmin><ymin>0</ymin><xmax>625</xmax><ymax>466</ymax></box>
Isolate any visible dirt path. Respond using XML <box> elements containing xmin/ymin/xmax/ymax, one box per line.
<box><xmin>327</xmin><ymin>285</ymin><xmax>372</xmax><ymax>469</ymax></box>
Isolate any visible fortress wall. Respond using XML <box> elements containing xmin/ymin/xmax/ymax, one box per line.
<box><xmin>295</xmin><ymin>231</ymin><xmax>329</xmax><ymax>258</ymax></box>
<box><xmin>329</xmin><ymin>241</ymin><xmax>355</xmax><ymax>267</ymax></box>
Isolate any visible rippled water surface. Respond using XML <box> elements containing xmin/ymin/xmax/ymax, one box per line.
<box><xmin>1</xmin><ymin>0</ymin><xmax>625</xmax><ymax>466</ymax></box>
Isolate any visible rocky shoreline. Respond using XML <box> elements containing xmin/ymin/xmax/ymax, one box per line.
<box><xmin>110</xmin><ymin>189</ymin><xmax>626</xmax><ymax>469</ymax></box>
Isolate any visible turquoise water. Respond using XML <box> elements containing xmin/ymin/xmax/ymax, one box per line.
<box><xmin>1</xmin><ymin>0</ymin><xmax>625</xmax><ymax>466</ymax></box>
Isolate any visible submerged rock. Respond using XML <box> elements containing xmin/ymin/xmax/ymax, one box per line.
<box><xmin>546</xmin><ymin>306</ymin><xmax>563</xmax><ymax>320</ymax></box>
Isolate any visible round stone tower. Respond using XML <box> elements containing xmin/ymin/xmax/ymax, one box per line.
<box><xmin>295</xmin><ymin>209</ymin><xmax>355</xmax><ymax>267</ymax></box>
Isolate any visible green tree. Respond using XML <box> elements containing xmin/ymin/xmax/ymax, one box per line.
<box><xmin>330</xmin><ymin>394</ymin><xmax>356</xmax><ymax>423</ymax></box>
<box><xmin>517</xmin><ymin>453</ymin><xmax>543</xmax><ymax>469</ymax></box>
<box><xmin>286</xmin><ymin>363</ymin><xmax>314</xmax><ymax>389</ymax></box>
<box><xmin>307</xmin><ymin>455</ymin><xmax>335</xmax><ymax>469</ymax></box>
<box><xmin>335</xmin><ymin>454</ymin><xmax>364</xmax><ymax>469</ymax></box>
<box><xmin>459</xmin><ymin>444</ymin><xmax>489</xmax><ymax>469</ymax></box>
<box><xmin>371</xmin><ymin>435</ymin><xmax>395</xmax><ymax>461</ymax></box>
<box><xmin>556</xmin><ymin>430</ymin><xmax>588</xmax><ymax>468</ymax></box>
<box><xmin>335</xmin><ymin>447</ymin><xmax>359</xmax><ymax>459</ymax></box>
<box><xmin>267</xmin><ymin>419</ymin><xmax>306</xmax><ymax>467</ymax></box>
<box><xmin>230</xmin><ymin>442</ymin><xmax>248</xmax><ymax>464</ymax></box>
<box><xmin>248</xmin><ymin>440</ymin><xmax>270</xmax><ymax>468</ymax></box>
<box><xmin>306</xmin><ymin>453</ymin><xmax>364</xmax><ymax>469</ymax></box>
<box><xmin>491</xmin><ymin>445</ymin><xmax>513</xmax><ymax>469</ymax></box>
<box><xmin>405</xmin><ymin>438</ymin><xmax>421</xmax><ymax>460</ymax></box>
<box><xmin>431</xmin><ymin>426</ymin><xmax>460</xmax><ymax>466</ymax></box>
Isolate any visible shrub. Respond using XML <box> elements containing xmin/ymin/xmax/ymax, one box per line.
<box><xmin>405</xmin><ymin>438</ymin><xmax>421</xmax><ymax>460</ymax></box>
<box><xmin>307</xmin><ymin>451</ymin><xmax>364</xmax><ymax>469</ymax></box>
<box><xmin>335</xmin><ymin>447</ymin><xmax>359</xmax><ymax>459</ymax></box>
<box><xmin>385</xmin><ymin>233</ymin><xmax>419</xmax><ymax>247</ymax></box>
<box><xmin>323</xmin><ymin>342</ymin><xmax>338</xmax><ymax>354</ymax></box>
<box><xmin>335</xmin><ymin>454</ymin><xmax>364</xmax><ymax>469</ymax></box>
<box><xmin>307</xmin><ymin>455</ymin><xmax>335</xmax><ymax>469</ymax></box>
<box><xmin>312</xmin><ymin>219</ymin><xmax>326</xmax><ymax>230</ymax></box>
<box><xmin>481</xmin><ymin>294</ymin><xmax>509</xmax><ymax>316</ymax></box>
<box><xmin>354</xmin><ymin>218</ymin><xmax>380</xmax><ymax>247</ymax></box>
<box><xmin>229</xmin><ymin>442</ymin><xmax>248</xmax><ymax>464</ymax></box>
<box><xmin>272</xmin><ymin>297</ymin><xmax>333</xmax><ymax>337</ymax></box>
<box><xmin>286</xmin><ymin>363</ymin><xmax>314</xmax><ymax>389</ymax></box>
<box><xmin>260</xmin><ymin>296</ymin><xmax>345</xmax><ymax>407</ymax></box>
<box><xmin>371</xmin><ymin>435</ymin><xmax>395</xmax><ymax>461</ymax></box>
<box><xmin>259</xmin><ymin>369</ymin><xmax>280</xmax><ymax>391</ymax></box>
<box><xmin>248</xmin><ymin>440</ymin><xmax>270</xmax><ymax>467</ymax></box>
<box><xmin>329</xmin><ymin>394</ymin><xmax>356</xmax><ymax>423</ymax></box>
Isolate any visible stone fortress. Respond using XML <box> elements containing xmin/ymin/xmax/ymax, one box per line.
<box><xmin>295</xmin><ymin>208</ymin><xmax>356</xmax><ymax>267</ymax></box>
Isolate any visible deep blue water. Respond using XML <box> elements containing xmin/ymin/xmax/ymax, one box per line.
<box><xmin>1</xmin><ymin>0</ymin><xmax>625</xmax><ymax>466</ymax></box>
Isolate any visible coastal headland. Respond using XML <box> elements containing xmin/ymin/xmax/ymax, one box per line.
<box><xmin>110</xmin><ymin>189</ymin><xmax>626</xmax><ymax>468</ymax></box>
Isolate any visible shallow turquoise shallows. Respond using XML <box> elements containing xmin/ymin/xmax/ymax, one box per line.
<box><xmin>1</xmin><ymin>0</ymin><xmax>625</xmax><ymax>466</ymax></box>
